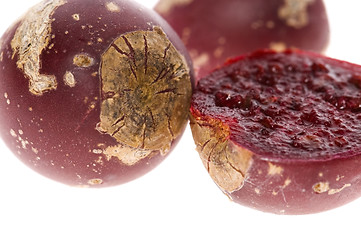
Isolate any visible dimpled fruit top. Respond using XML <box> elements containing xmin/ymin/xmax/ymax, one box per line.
<box><xmin>191</xmin><ymin>49</ymin><xmax>361</xmax><ymax>161</ymax></box>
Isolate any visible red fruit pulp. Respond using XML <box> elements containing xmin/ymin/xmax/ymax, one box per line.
<box><xmin>193</xmin><ymin>49</ymin><xmax>361</xmax><ymax>160</ymax></box>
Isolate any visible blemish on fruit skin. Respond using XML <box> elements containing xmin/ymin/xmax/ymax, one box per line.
<box><xmin>336</xmin><ymin>175</ymin><xmax>344</xmax><ymax>181</ymax></box>
<box><xmin>88</xmin><ymin>179</ymin><xmax>103</xmax><ymax>185</ymax></box>
<box><xmin>72</xmin><ymin>13</ymin><xmax>80</xmax><ymax>21</ymax></box>
<box><xmin>106</xmin><ymin>2</ymin><xmax>121</xmax><ymax>12</ymax></box>
<box><xmin>32</xmin><ymin>147</ymin><xmax>39</xmax><ymax>154</ymax></box>
<box><xmin>269</xmin><ymin>42</ymin><xmax>287</xmax><ymax>52</ymax></box>
<box><xmin>191</xmin><ymin>52</ymin><xmax>209</xmax><ymax>68</ymax></box>
<box><xmin>4</xmin><ymin>92</ymin><xmax>10</xmax><ymax>105</ymax></box>
<box><xmin>313</xmin><ymin>182</ymin><xmax>351</xmax><ymax>195</ymax></box>
<box><xmin>73</xmin><ymin>54</ymin><xmax>95</xmax><ymax>67</ymax></box>
<box><xmin>278</xmin><ymin>0</ymin><xmax>314</xmax><ymax>29</ymax></box>
<box><xmin>313</xmin><ymin>181</ymin><xmax>329</xmax><ymax>193</ymax></box>
<box><xmin>63</xmin><ymin>71</ymin><xmax>76</xmax><ymax>87</ymax></box>
<box><xmin>267</xmin><ymin>162</ymin><xmax>284</xmax><ymax>176</ymax></box>
<box><xmin>92</xmin><ymin>149</ymin><xmax>102</xmax><ymax>154</ymax></box>
<box><xmin>11</xmin><ymin>0</ymin><xmax>66</xmax><ymax>96</ymax></box>
<box><xmin>102</xmin><ymin>144</ymin><xmax>153</xmax><ymax>166</ymax></box>
<box><xmin>10</xmin><ymin>129</ymin><xmax>17</xmax><ymax>138</ymax></box>
<box><xmin>283</xmin><ymin>178</ymin><xmax>292</xmax><ymax>187</ymax></box>
<box><xmin>155</xmin><ymin>0</ymin><xmax>193</xmax><ymax>14</ymax></box>
<box><xmin>328</xmin><ymin>184</ymin><xmax>351</xmax><ymax>195</ymax></box>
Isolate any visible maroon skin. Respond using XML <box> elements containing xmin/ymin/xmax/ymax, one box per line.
<box><xmin>155</xmin><ymin>0</ymin><xmax>330</xmax><ymax>79</ymax></box>
<box><xmin>190</xmin><ymin>49</ymin><xmax>361</xmax><ymax>214</ymax></box>
<box><xmin>0</xmin><ymin>0</ymin><xmax>194</xmax><ymax>187</ymax></box>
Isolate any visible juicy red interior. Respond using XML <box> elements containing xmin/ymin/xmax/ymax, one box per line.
<box><xmin>192</xmin><ymin>50</ymin><xmax>361</xmax><ymax>160</ymax></box>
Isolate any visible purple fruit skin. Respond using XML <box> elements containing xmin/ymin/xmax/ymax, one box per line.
<box><xmin>0</xmin><ymin>0</ymin><xmax>194</xmax><ymax>187</ymax></box>
<box><xmin>231</xmin><ymin>154</ymin><xmax>361</xmax><ymax>214</ymax></box>
<box><xmin>155</xmin><ymin>0</ymin><xmax>330</xmax><ymax>79</ymax></box>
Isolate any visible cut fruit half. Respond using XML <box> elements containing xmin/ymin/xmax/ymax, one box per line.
<box><xmin>190</xmin><ymin>49</ymin><xmax>361</xmax><ymax>214</ymax></box>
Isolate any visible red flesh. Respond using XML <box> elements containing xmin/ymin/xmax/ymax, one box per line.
<box><xmin>190</xmin><ymin>49</ymin><xmax>361</xmax><ymax>214</ymax></box>
<box><xmin>0</xmin><ymin>0</ymin><xmax>193</xmax><ymax>187</ymax></box>
<box><xmin>155</xmin><ymin>0</ymin><xmax>330</xmax><ymax>79</ymax></box>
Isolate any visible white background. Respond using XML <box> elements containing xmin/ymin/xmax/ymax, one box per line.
<box><xmin>0</xmin><ymin>1</ymin><xmax>361</xmax><ymax>239</ymax></box>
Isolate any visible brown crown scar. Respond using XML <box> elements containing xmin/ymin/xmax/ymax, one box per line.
<box><xmin>189</xmin><ymin>114</ymin><xmax>253</xmax><ymax>193</ymax></box>
<box><xmin>97</xmin><ymin>26</ymin><xmax>191</xmax><ymax>163</ymax></box>
<box><xmin>11</xmin><ymin>0</ymin><xmax>67</xmax><ymax>96</ymax></box>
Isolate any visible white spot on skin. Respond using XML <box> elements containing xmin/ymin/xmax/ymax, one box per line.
<box><xmin>18</xmin><ymin>135</ymin><xmax>29</xmax><ymax>149</ymax></box>
<box><xmin>190</xmin><ymin>51</ymin><xmax>209</xmax><ymax>68</ymax></box>
<box><xmin>32</xmin><ymin>147</ymin><xmax>39</xmax><ymax>154</ymax></box>
<box><xmin>283</xmin><ymin>178</ymin><xmax>291</xmax><ymax>188</ymax></box>
<box><xmin>92</xmin><ymin>149</ymin><xmax>103</xmax><ymax>154</ymax></box>
<box><xmin>106</xmin><ymin>2</ymin><xmax>121</xmax><ymax>12</ymax></box>
<box><xmin>267</xmin><ymin>162</ymin><xmax>284</xmax><ymax>175</ymax></box>
<box><xmin>269</xmin><ymin>42</ymin><xmax>287</xmax><ymax>52</ymax></box>
<box><xmin>328</xmin><ymin>184</ymin><xmax>351</xmax><ymax>195</ymax></box>
<box><xmin>4</xmin><ymin>92</ymin><xmax>10</xmax><ymax>105</ymax></box>
<box><xmin>63</xmin><ymin>71</ymin><xmax>76</xmax><ymax>87</ymax></box>
<box><xmin>10</xmin><ymin>0</ymin><xmax>66</xmax><ymax>96</ymax></box>
<box><xmin>48</xmin><ymin>43</ymin><xmax>55</xmax><ymax>50</ymax></box>
<box><xmin>336</xmin><ymin>175</ymin><xmax>344</xmax><ymax>181</ymax></box>
<box><xmin>72</xmin><ymin>13</ymin><xmax>80</xmax><ymax>21</ymax></box>
<box><xmin>10</xmin><ymin>129</ymin><xmax>17</xmax><ymax>137</ymax></box>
